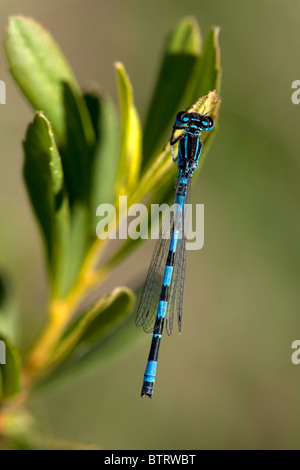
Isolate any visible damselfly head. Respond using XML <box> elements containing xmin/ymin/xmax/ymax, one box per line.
<box><xmin>189</xmin><ymin>113</ymin><xmax>214</xmax><ymax>131</ymax></box>
<box><xmin>175</xmin><ymin>111</ymin><xmax>214</xmax><ymax>131</ymax></box>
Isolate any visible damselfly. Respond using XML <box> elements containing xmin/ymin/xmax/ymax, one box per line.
<box><xmin>136</xmin><ymin>108</ymin><xmax>214</xmax><ymax>398</ymax></box>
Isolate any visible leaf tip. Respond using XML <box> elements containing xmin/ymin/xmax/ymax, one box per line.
<box><xmin>114</xmin><ymin>61</ymin><xmax>124</xmax><ymax>71</ymax></box>
<box><xmin>6</xmin><ymin>15</ymin><xmax>40</xmax><ymax>35</ymax></box>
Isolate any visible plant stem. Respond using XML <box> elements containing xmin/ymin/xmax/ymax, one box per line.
<box><xmin>23</xmin><ymin>263</ymin><xmax>108</xmax><ymax>388</ymax></box>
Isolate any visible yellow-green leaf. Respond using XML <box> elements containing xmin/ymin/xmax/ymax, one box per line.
<box><xmin>50</xmin><ymin>287</ymin><xmax>134</xmax><ymax>365</ymax></box>
<box><xmin>115</xmin><ymin>62</ymin><xmax>142</xmax><ymax>195</ymax></box>
<box><xmin>31</xmin><ymin>288</ymin><xmax>135</xmax><ymax>394</ymax></box>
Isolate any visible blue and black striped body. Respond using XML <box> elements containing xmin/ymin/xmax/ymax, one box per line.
<box><xmin>137</xmin><ymin>109</ymin><xmax>214</xmax><ymax>398</ymax></box>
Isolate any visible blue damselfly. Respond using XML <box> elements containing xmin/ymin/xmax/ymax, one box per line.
<box><xmin>136</xmin><ymin>108</ymin><xmax>214</xmax><ymax>398</ymax></box>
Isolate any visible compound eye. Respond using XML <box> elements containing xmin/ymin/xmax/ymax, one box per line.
<box><xmin>176</xmin><ymin>111</ymin><xmax>190</xmax><ymax>125</ymax></box>
<box><xmin>200</xmin><ymin>116</ymin><xmax>214</xmax><ymax>131</ymax></box>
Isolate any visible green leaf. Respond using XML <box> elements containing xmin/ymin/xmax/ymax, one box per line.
<box><xmin>0</xmin><ymin>335</ymin><xmax>21</xmax><ymax>401</ymax></box>
<box><xmin>5</xmin><ymin>16</ymin><xmax>95</xmax><ymax>205</ymax></box>
<box><xmin>84</xmin><ymin>92</ymin><xmax>120</xmax><ymax>231</ymax></box>
<box><xmin>32</xmin><ymin>287</ymin><xmax>135</xmax><ymax>393</ymax></box>
<box><xmin>4</xmin><ymin>16</ymin><xmax>94</xmax><ymax>149</ymax></box>
<box><xmin>115</xmin><ymin>62</ymin><xmax>142</xmax><ymax>195</ymax></box>
<box><xmin>142</xmin><ymin>17</ymin><xmax>201</xmax><ymax>166</ymax></box>
<box><xmin>187</xmin><ymin>26</ymin><xmax>222</xmax><ymax>104</ymax></box>
<box><xmin>23</xmin><ymin>112</ymin><xmax>70</xmax><ymax>295</ymax></box>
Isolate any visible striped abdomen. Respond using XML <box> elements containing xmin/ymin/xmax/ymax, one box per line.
<box><xmin>141</xmin><ymin>177</ymin><xmax>188</xmax><ymax>397</ymax></box>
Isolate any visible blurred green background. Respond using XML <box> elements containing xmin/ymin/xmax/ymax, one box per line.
<box><xmin>0</xmin><ymin>0</ymin><xmax>300</xmax><ymax>450</ymax></box>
